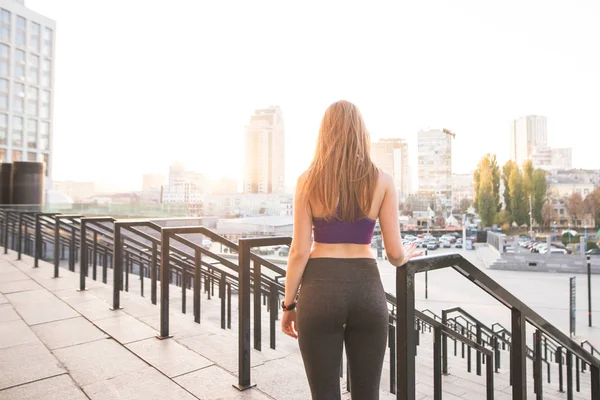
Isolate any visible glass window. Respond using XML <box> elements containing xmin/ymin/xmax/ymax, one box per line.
<box><xmin>39</xmin><ymin>121</ymin><xmax>49</xmax><ymax>150</ymax></box>
<box><xmin>13</xmin><ymin>82</ymin><xmax>24</xmax><ymax>113</ymax></box>
<box><xmin>42</xmin><ymin>27</ymin><xmax>52</xmax><ymax>57</ymax></box>
<box><xmin>16</xmin><ymin>16</ymin><xmax>25</xmax><ymax>47</ymax></box>
<box><xmin>40</xmin><ymin>90</ymin><xmax>50</xmax><ymax>118</ymax></box>
<box><xmin>0</xmin><ymin>44</ymin><xmax>8</xmax><ymax>77</ymax></box>
<box><xmin>0</xmin><ymin>78</ymin><xmax>7</xmax><ymax>110</ymax></box>
<box><xmin>12</xmin><ymin>150</ymin><xmax>21</xmax><ymax>161</ymax></box>
<box><xmin>30</xmin><ymin>22</ymin><xmax>40</xmax><ymax>53</ymax></box>
<box><xmin>28</xmin><ymin>54</ymin><xmax>38</xmax><ymax>85</ymax></box>
<box><xmin>0</xmin><ymin>149</ymin><xmax>5</xmax><ymax>162</ymax></box>
<box><xmin>42</xmin><ymin>59</ymin><xmax>50</xmax><ymax>87</ymax></box>
<box><xmin>0</xmin><ymin>113</ymin><xmax>6</xmax><ymax>145</ymax></box>
<box><xmin>0</xmin><ymin>9</ymin><xmax>10</xmax><ymax>41</ymax></box>
<box><xmin>14</xmin><ymin>49</ymin><xmax>25</xmax><ymax>80</ymax></box>
<box><xmin>27</xmin><ymin>152</ymin><xmax>36</xmax><ymax>161</ymax></box>
<box><xmin>27</xmin><ymin>118</ymin><xmax>36</xmax><ymax>148</ymax></box>
<box><xmin>27</xmin><ymin>86</ymin><xmax>37</xmax><ymax>116</ymax></box>
<box><xmin>42</xmin><ymin>153</ymin><xmax>49</xmax><ymax>176</ymax></box>
<box><xmin>12</xmin><ymin>115</ymin><xmax>22</xmax><ymax>146</ymax></box>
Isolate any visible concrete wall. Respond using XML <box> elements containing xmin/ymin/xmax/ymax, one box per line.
<box><xmin>491</xmin><ymin>253</ymin><xmax>600</xmax><ymax>274</ymax></box>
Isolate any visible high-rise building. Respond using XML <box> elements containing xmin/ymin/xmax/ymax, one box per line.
<box><xmin>417</xmin><ymin>129</ymin><xmax>454</xmax><ymax>210</ymax></box>
<box><xmin>531</xmin><ymin>147</ymin><xmax>572</xmax><ymax>171</ymax></box>
<box><xmin>244</xmin><ymin>106</ymin><xmax>285</xmax><ymax>194</ymax></box>
<box><xmin>370</xmin><ymin>138</ymin><xmax>410</xmax><ymax>199</ymax></box>
<box><xmin>509</xmin><ymin>115</ymin><xmax>547</xmax><ymax>167</ymax></box>
<box><xmin>0</xmin><ymin>0</ymin><xmax>55</xmax><ymax>189</ymax></box>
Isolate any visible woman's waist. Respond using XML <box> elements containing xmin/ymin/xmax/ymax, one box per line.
<box><xmin>310</xmin><ymin>242</ymin><xmax>375</xmax><ymax>260</ymax></box>
<box><xmin>303</xmin><ymin>256</ymin><xmax>380</xmax><ymax>282</ymax></box>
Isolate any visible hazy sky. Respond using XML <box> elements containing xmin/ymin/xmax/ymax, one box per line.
<box><xmin>27</xmin><ymin>0</ymin><xmax>600</xmax><ymax>192</ymax></box>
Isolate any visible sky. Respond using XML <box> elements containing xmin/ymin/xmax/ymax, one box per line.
<box><xmin>26</xmin><ymin>0</ymin><xmax>600</xmax><ymax>193</ymax></box>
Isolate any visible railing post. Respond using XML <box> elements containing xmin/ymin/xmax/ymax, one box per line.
<box><xmin>235</xmin><ymin>238</ymin><xmax>255</xmax><ymax>390</ymax></box>
<box><xmin>17</xmin><ymin>212</ymin><xmax>23</xmax><ymax>260</ymax></box>
<box><xmin>476</xmin><ymin>324</ymin><xmax>482</xmax><ymax>376</ymax></box>
<box><xmin>511</xmin><ymin>308</ymin><xmax>527</xmax><ymax>400</ymax></box>
<box><xmin>69</xmin><ymin>223</ymin><xmax>75</xmax><ymax>272</ymax></box>
<box><xmin>227</xmin><ymin>283</ymin><xmax>232</xmax><ymax>329</ymax></box>
<box><xmin>151</xmin><ymin>242</ymin><xmax>158</xmax><ymax>305</ymax></box>
<box><xmin>396</xmin><ymin>264</ymin><xmax>415</xmax><ymax>400</ymax></box>
<box><xmin>124</xmin><ymin>251</ymin><xmax>130</xmax><ymax>291</ymax></box>
<box><xmin>588</xmin><ymin>255</ymin><xmax>592</xmax><ymax>327</ymax></box>
<box><xmin>220</xmin><ymin>275</ymin><xmax>226</xmax><ymax>329</ymax></box>
<box><xmin>566</xmin><ymin>350</ymin><xmax>573</xmax><ymax>400</ymax></box>
<box><xmin>441</xmin><ymin>310</ymin><xmax>448</xmax><ymax>375</ymax></box>
<box><xmin>4</xmin><ymin>211</ymin><xmax>9</xmax><ymax>254</ymax></box>
<box><xmin>181</xmin><ymin>262</ymin><xmax>187</xmax><ymax>314</ymax></box>
<box><xmin>92</xmin><ymin>231</ymin><xmax>97</xmax><ymax>280</ymax></box>
<box><xmin>253</xmin><ymin>260</ymin><xmax>262</xmax><ymax>351</ymax></box>
<box><xmin>269</xmin><ymin>282</ymin><xmax>277</xmax><ymax>349</ymax></box>
<box><xmin>486</xmin><ymin>354</ymin><xmax>494</xmax><ymax>400</ymax></box>
<box><xmin>557</xmin><ymin>347</ymin><xmax>564</xmax><ymax>392</ymax></box>
<box><xmin>102</xmin><ymin>246</ymin><xmax>108</xmax><ymax>284</ymax></box>
<box><xmin>389</xmin><ymin>324</ymin><xmax>396</xmax><ymax>395</ymax></box>
<box><xmin>433</xmin><ymin>326</ymin><xmax>442</xmax><ymax>400</ymax></box>
<box><xmin>158</xmin><ymin>229</ymin><xmax>171</xmax><ymax>339</ymax></box>
<box><xmin>193</xmin><ymin>248</ymin><xmax>201</xmax><ymax>323</ymax></box>
<box><xmin>34</xmin><ymin>213</ymin><xmax>41</xmax><ymax>268</ymax></box>
<box><xmin>79</xmin><ymin>220</ymin><xmax>87</xmax><ymax>291</ymax></box>
<box><xmin>591</xmin><ymin>364</ymin><xmax>600</xmax><ymax>399</ymax></box>
<box><xmin>53</xmin><ymin>216</ymin><xmax>60</xmax><ymax>278</ymax></box>
<box><xmin>533</xmin><ymin>329</ymin><xmax>543</xmax><ymax>399</ymax></box>
<box><xmin>111</xmin><ymin>223</ymin><xmax>123</xmax><ymax>310</ymax></box>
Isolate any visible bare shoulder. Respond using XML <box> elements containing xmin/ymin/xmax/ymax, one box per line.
<box><xmin>296</xmin><ymin>170</ymin><xmax>310</xmax><ymax>191</ymax></box>
<box><xmin>377</xmin><ymin>169</ymin><xmax>394</xmax><ymax>191</ymax></box>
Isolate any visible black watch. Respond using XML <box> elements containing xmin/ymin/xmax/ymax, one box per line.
<box><xmin>281</xmin><ymin>300</ymin><xmax>297</xmax><ymax>311</ymax></box>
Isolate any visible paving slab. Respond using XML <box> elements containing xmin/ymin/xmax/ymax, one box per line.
<box><xmin>0</xmin><ymin>279</ymin><xmax>42</xmax><ymax>294</ymax></box>
<box><xmin>0</xmin><ymin>373</ymin><xmax>87</xmax><ymax>400</ymax></box>
<box><xmin>94</xmin><ymin>314</ymin><xmax>158</xmax><ymax>344</ymax></box>
<box><xmin>6</xmin><ymin>289</ymin><xmax>79</xmax><ymax>325</ymax></box>
<box><xmin>175</xmin><ymin>365</ymin><xmax>272</xmax><ymax>399</ymax></box>
<box><xmin>0</xmin><ymin>269</ymin><xmax>30</xmax><ymax>283</ymax></box>
<box><xmin>0</xmin><ymin>292</ymin><xmax>7</xmax><ymax>304</ymax></box>
<box><xmin>32</xmin><ymin>316</ymin><xmax>109</xmax><ymax>350</ymax></box>
<box><xmin>69</xmin><ymin>297</ymin><xmax>125</xmax><ymax>321</ymax></box>
<box><xmin>0</xmin><ymin>304</ymin><xmax>19</xmax><ymax>323</ymax></box>
<box><xmin>126</xmin><ymin>337</ymin><xmax>213</xmax><ymax>378</ymax></box>
<box><xmin>0</xmin><ymin>343</ymin><xmax>66</xmax><ymax>390</ymax></box>
<box><xmin>0</xmin><ymin>319</ymin><xmax>41</xmax><ymax>349</ymax></box>
<box><xmin>83</xmin><ymin>365</ymin><xmax>196</xmax><ymax>400</ymax></box>
<box><xmin>53</xmin><ymin>338</ymin><xmax>147</xmax><ymax>387</ymax></box>
<box><xmin>250</xmin><ymin>355</ymin><xmax>310</xmax><ymax>400</ymax></box>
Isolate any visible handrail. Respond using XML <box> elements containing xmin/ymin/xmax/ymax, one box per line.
<box><xmin>395</xmin><ymin>252</ymin><xmax>600</xmax><ymax>400</ymax></box>
<box><xmin>582</xmin><ymin>340</ymin><xmax>599</xmax><ymax>357</ymax></box>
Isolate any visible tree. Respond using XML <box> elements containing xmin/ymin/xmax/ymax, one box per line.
<box><xmin>584</xmin><ymin>190</ymin><xmax>600</xmax><ymax>228</ymax></box>
<box><xmin>509</xmin><ymin>169</ymin><xmax>528</xmax><ymax>226</ymax></box>
<box><xmin>541</xmin><ymin>202</ymin><xmax>556</xmax><ymax>230</ymax></box>
<box><xmin>477</xmin><ymin>167</ymin><xmax>497</xmax><ymax>227</ymax></box>
<box><xmin>566</xmin><ymin>193</ymin><xmax>584</xmax><ymax>227</ymax></box>
<box><xmin>502</xmin><ymin>160</ymin><xmax>518</xmax><ymax>213</ymax></box>
<box><xmin>522</xmin><ymin>160</ymin><xmax>534</xmax><ymax>201</ymax></box>
<box><xmin>532</xmin><ymin>169</ymin><xmax>547</xmax><ymax>225</ymax></box>
<box><xmin>495</xmin><ymin>209</ymin><xmax>512</xmax><ymax>227</ymax></box>
<box><xmin>474</xmin><ymin>154</ymin><xmax>501</xmax><ymax>218</ymax></box>
<box><xmin>459</xmin><ymin>198</ymin><xmax>472</xmax><ymax>213</ymax></box>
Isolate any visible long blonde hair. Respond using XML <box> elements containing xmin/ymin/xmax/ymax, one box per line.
<box><xmin>303</xmin><ymin>100</ymin><xmax>379</xmax><ymax>222</ymax></box>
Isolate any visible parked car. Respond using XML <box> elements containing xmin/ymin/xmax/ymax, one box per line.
<box><xmin>455</xmin><ymin>239</ymin><xmax>463</xmax><ymax>248</ymax></box>
<box><xmin>550</xmin><ymin>248</ymin><xmax>568</xmax><ymax>255</ymax></box>
<box><xmin>278</xmin><ymin>246</ymin><xmax>290</xmax><ymax>256</ymax></box>
<box><xmin>586</xmin><ymin>248</ymin><xmax>600</xmax><ymax>255</ymax></box>
<box><xmin>201</xmin><ymin>239</ymin><xmax>212</xmax><ymax>250</ymax></box>
<box><xmin>427</xmin><ymin>241</ymin><xmax>439</xmax><ymax>250</ymax></box>
<box><xmin>404</xmin><ymin>235</ymin><xmax>417</xmax><ymax>242</ymax></box>
<box><xmin>441</xmin><ymin>240</ymin><xmax>451</xmax><ymax>248</ymax></box>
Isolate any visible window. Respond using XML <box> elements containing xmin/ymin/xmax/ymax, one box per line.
<box><xmin>30</xmin><ymin>22</ymin><xmax>40</xmax><ymax>53</ymax></box>
<box><xmin>12</xmin><ymin>150</ymin><xmax>21</xmax><ymax>161</ymax></box>
<box><xmin>42</xmin><ymin>59</ymin><xmax>50</xmax><ymax>87</ymax></box>
<box><xmin>42</xmin><ymin>153</ymin><xmax>49</xmax><ymax>176</ymax></box>
<box><xmin>0</xmin><ymin>9</ymin><xmax>10</xmax><ymax>41</ymax></box>
<box><xmin>12</xmin><ymin>116</ymin><xmax>22</xmax><ymax>146</ymax></box>
<box><xmin>0</xmin><ymin>113</ymin><xmax>6</xmax><ymax>145</ymax></box>
<box><xmin>27</xmin><ymin>118</ymin><xmax>36</xmax><ymax>148</ymax></box>
<box><xmin>16</xmin><ymin>16</ymin><xmax>25</xmax><ymax>47</ymax></box>
<box><xmin>0</xmin><ymin>78</ymin><xmax>7</xmax><ymax>110</ymax></box>
<box><xmin>42</xmin><ymin>27</ymin><xmax>52</xmax><ymax>57</ymax></box>
<box><xmin>39</xmin><ymin>121</ymin><xmax>49</xmax><ymax>150</ymax></box>
<box><xmin>13</xmin><ymin>82</ymin><xmax>24</xmax><ymax>113</ymax></box>
<box><xmin>29</xmin><ymin>54</ymin><xmax>39</xmax><ymax>85</ymax></box>
<box><xmin>14</xmin><ymin>49</ymin><xmax>25</xmax><ymax>80</ymax></box>
<box><xmin>0</xmin><ymin>44</ymin><xmax>8</xmax><ymax>77</ymax></box>
<box><xmin>27</xmin><ymin>152</ymin><xmax>36</xmax><ymax>161</ymax></box>
<box><xmin>27</xmin><ymin>86</ymin><xmax>37</xmax><ymax>115</ymax></box>
<box><xmin>40</xmin><ymin>90</ymin><xmax>50</xmax><ymax>119</ymax></box>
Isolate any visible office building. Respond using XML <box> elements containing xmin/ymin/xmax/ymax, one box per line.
<box><xmin>244</xmin><ymin>106</ymin><xmax>285</xmax><ymax>194</ymax></box>
<box><xmin>0</xmin><ymin>0</ymin><xmax>55</xmax><ymax>189</ymax></box>
<box><xmin>451</xmin><ymin>172</ymin><xmax>474</xmax><ymax>209</ymax></box>
<box><xmin>532</xmin><ymin>146</ymin><xmax>572</xmax><ymax>171</ymax></box>
<box><xmin>371</xmin><ymin>138</ymin><xmax>411</xmax><ymax>199</ymax></box>
<box><xmin>417</xmin><ymin>129</ymin><xmax>454</xmax><ymax>210</ymax></box>
<box><xmin>509</xmin><ymin>115</ymin><xmax>547</xmax><ymax>167</ymax></box>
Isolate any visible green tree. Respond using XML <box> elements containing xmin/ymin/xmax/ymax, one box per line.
<box><xmin>459</xmin><ymin>198</ymin><xmax>472</xmax><ymax>213</ymax></box>
<box><xmin>474</xmin><ymin>154</ymin><xmax>501</xmax><ymax>214</ymax></box>
<box><xmin>509</xmin><ymin>169</ymin><xmax>528</xmax><ymax>226</ymax></box>
<box><xmin>532</xmin><ymin>169</ymin><xmax>547</xmax><ymax>225</ymax></box>
<box><xmin>502</xmin><ymin>160</ymin><xmax>518</xmax><ymax>213</ymax></box>
<box><xmin>477</xmin><ymin>167</ymin><xmax>497</xmax><ymax>227</ymax></box>
<box><xmin>522</xmin><ymin>160</ymin><xmax>534</xmax><ymax>201</ymax></box>
<box><xmin>495</xmin><ymin>209</ymin><xmax>512</xmax><ymax>227</ymax></box>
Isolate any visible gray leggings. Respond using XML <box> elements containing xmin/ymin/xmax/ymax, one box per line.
<box><xmin>297</xmin><ymin>258</ymin><xmax>389</xmax><ymax>400</ymax></box>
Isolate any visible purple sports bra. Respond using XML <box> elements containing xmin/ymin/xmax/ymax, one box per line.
<box><xmin>312</xmin><ymin>215</ymin><xmax>376</xmax><ymax>245</ymax></box>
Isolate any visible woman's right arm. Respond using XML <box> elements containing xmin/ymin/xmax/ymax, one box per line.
<box><xmin>378</xmin><ymin>172</ymin><xmax>410</xmax><ymax>267</ymax></box>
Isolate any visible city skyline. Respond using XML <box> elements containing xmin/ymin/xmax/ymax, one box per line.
<box><xmin>22</xmin><ymin>0</ymin><xmax>600</xmax><ymax>193</ymax></box>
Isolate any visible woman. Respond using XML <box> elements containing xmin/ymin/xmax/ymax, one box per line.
<box><xmin>281</xmin><ymin>100</ymin><xmax>421</xmax><ymax>399</ymax></box>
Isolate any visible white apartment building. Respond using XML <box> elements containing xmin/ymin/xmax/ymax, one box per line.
<box><xmin>532</xmin><ymin>146</ymin><xmax>572</xmax><ymax>171</ymax></box>
<box><xmin>451</xmin><ymin>172</ymin><xmax>474</xmax><ymax>209</ymax></box>
<box><xmin>417</xmin><ymin>129</ymin><xmax>454</xmax><ymax>209</ymax></box>
<box><xmin>244</xmin><ymin>106</ymin><xmax>285</xmax><ymax>194</ymax></box>
<box><xmin>371</xmin><ymin>138</ymin><xmax>411</xmax><ymax>199</ymax></box>
<box><xmin>0</xmin><ymin>0</ymin><xmax>55</xmax><ymax>189</ymax></box>
<box><xmin>509</xmin><ymin>115</ymin><xmax>547</xmax><ymax>167</ymax></box>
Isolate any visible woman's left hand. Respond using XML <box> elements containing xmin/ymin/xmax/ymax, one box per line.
<box><xmin>281</xmin><ymin>309</ymin><xmax>298</xmax><ymax>339</ymax></box>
